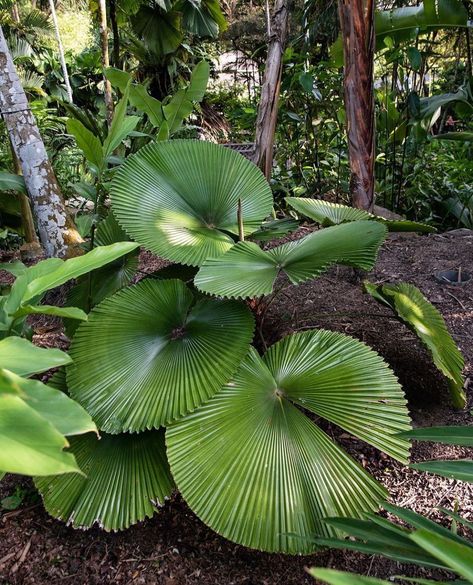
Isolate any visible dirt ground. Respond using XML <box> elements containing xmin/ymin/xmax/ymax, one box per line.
<box><xmin>1</xmin><ymin>229</ymin><xmax>472</xmax><ymax>585</ymax></box>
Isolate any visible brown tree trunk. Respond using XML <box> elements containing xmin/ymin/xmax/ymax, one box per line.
<box><xmin>252</xmin><ymin>0</ymin><xmax>291</xmax><ymax>180</ymax></box>
<box><xmin>99</xmin><ymin>0</ymin><xmax>114</xmax><ymax>127</ymax></box>
<box><xmin>338</xmin><ymin>0</ymin><xmax>375</xmax><ymax>211</ymax></box>
<box><xmin>0</xmin><ymin>26</ymin><xmax>83</xmax><ymax>258</ymax></box>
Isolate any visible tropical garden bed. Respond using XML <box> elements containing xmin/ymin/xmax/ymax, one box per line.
<box><xmin>1</xmin><ymin>229</ymin><xmax>471</xmax><ymax>585</ymax></box>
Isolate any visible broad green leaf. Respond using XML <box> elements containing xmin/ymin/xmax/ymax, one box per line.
<box><xmin>308</xmin><ymin>569</ymin><xmax>392</xmax><ymax>585</ymax></box>
<box><xmin>186</xmin><ymin>60</ymin><xmax>210</xmax><ymax>102</ymax></box>
<box><xmin>22</xmin><ymin>242</ymin><xmax>139</xmax><ymax>302</ymax></box>
<box><xmin>286</xmin><ymin>198</ymin><xmax>435</xmax><ymax>233</ymax></box>
<box><xmin>0</xmin><ymin>172</ymin><xmax>27</xmax><ymax>194</ymax></box>
<box><xmin>364</xmin><ymin>282</ymin><xmax>465</xmax><ymax>408</ymax></box>
<box><xmin>0</xmin><ymin>337</ymin><xmax>71</xmax><ymax>377</ymax></box>
<box><xmin>0</xmin><ymin>369</ymin><xmax>96</xmax><ymax>437</ymax></box>
<box><xmin>163</xmin><ymin>89</ymin><xmax>194</xmax><ymax>135</ymax></box>
<box><xmin>67</xmin><ymin>118</ymin><xmax>104</xmax><ymax>171</ymax></box>
<box><xmin>129</xmin><ymin>84</ymin><xmax>163</xmax><ymax>127</ymax></box>
<box><xmin>64</xmin><ymin>214</ymin><xmax>139</xmax><ymax>335</ymax></box>
<box><xmin>195</xmin><ymin>221</ymin><xmax>387</xmax><ymax>299</ymax></box>
<box><xmin>104</xmin><ymin>67</ymin><xmax>131</xmax><ymax>91</ymax></box>
<box><xmin>68</xmin><ymin>279</ymin><xmax>254</xmax><ymax>432</ymax></box>
<box><xmin>399</xmin><ymin>426</ymin><xmax>473</xmax><ymax>446</ymax></box>
<box><xmin>156</xmin><ymin>120</ymin><xmax>169</xmax><ymax>141</ymax></box>
<box><xmin>410</xmin><ymin>530</ymin><xmax>473</xmax><ymax>582</ymax></box>
<box><xmin>14</xmin><ymin>305</ymin><xmax>88</xmax><ymax>321</ymax></box>
<box><xmin>411</xmin><ymin>461</ymin><xmax>473</xmax><ymax>483</ymax></box>
<box><xmin>167</xmin><ymin>330</ymin><xmax>410</xmax><ymax>553</ymax></box>
<box><xmin>102</xmin><ymin>86</ymin><xmax>140</xmax><ymax>159</ymax></box>
<box><xmin>0</xmin><ymin>260</ymin><xmax>27</xmax><ymax>277</ymax></box>
<box><xmin>35</xmin><ymin>431</ymin><xmax>174</xmax><ymax>530</ymax></box>
<box><xmin>433</xmin><ymin>132</ymin><xmax>473</xmax><ymax>142</ymax></box>
<box><xmin>111</xmin><ymin>140</ymin><xmax>273</xmax><ymax>266</ymax></box>
<box><xmin>131</xmin><ymin>6</ymin><xmax>182</xmax><ymax>57</ymax></box>
<box><xmin>177</xmin><ymin>0</ymin><xmax>226</xmax><ymax>37</ymax></box>
<box><xmin>0</xmin><ymin>394</ymin><xmax>79</xmax><ymax>476</ymax></box>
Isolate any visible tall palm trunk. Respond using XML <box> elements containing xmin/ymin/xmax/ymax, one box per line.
<box><xmin>339</xmin><ymin>0</ymin><xmax>375</xmax><ymax>211</ymax></box>
<box><xmin>252</xmin><ymin>0</ymin><xmax>291</xmax><ymax>180</ymax></box>
<box><xmin>49</xmin><ymin>0</ymin><xmax>73</xmax><ymax>103</ymax></box>
<box><xmin>0</xmin><ymin>26</ymin><xmax>82</xmax><ymax>257</ymax></box>
<box><xmin>99</xmin><ymin>0</ymin><xmax>114</xmax><ymax>126</ymax></box>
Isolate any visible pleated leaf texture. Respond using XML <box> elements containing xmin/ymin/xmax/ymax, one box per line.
<box><xmin>166</xmin><ymin>330</ymin><xmax>412</xmax><ymax>554</ymax></box>
<box><xmin>110</xmin><ymin>140</ymin><xmax>274</xmax><ymax>266</ymax></box>
<box><xmin>195</xmin><ymin>221</ymin><xmax>387</xmax><ymax>299</ymax></box>
<box><xmin>67</xmin><ymin>279</ymin><xmax>255</xmax><ymax>433</ymax></box>
<box><xmin>365</xmin><ymin>281</ymin><xmax>466</xmax><ymax>408</ymax></box>
<box><xmin>35</xmin><ymin>431</ymin><xmax>174</xmax><ymax>530</ymax></box>
<box><xmin>286</xmin><ymin>198</ymin><xmax>435</xmax><ymax>233</ymax></box>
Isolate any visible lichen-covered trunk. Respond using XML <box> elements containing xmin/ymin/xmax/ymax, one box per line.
<box><xmin>49</xmin><ymin>0</ymin><xmax>73</xmax><ymax>103</ymax></box>
<box><xmin>339</xmin><ymin>0</ymin><xmax>375</xmax><ymax>211</ymax></box>
<box><xmin>252</xmin><ymin>0</ymin><xmax>291</xmax><ymax>180</ymax></box>
<box><xmin>0</xmin><ymin>26</ymin><xmax>82</xmax><ymax>257</ymax></box>
<box><xmin>99</xmin><ymin>0</ymin><xmax>114</xmax><ymax>127</ymax></box>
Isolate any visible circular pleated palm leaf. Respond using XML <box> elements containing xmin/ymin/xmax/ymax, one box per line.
<box><xmin>195</xmin><ymin>221</ymin><xmax>387</xmax><ymax>299</ymax></box>
<box><xmin>365</xmin><ymin>281</ymin><xmax>465</xmax><ymax>408</ymax></box>
<box><xmin>35</xmin><ymin>430</ymin><xmax>174</xmax><ymax>531</ymax></box>
<box><xmin>167</xmin><ymin>330</ymin><xmax>411</xmax><ymax>554</ymax></box>
<box><xmin>286</xmin><ymin>198</ymin><xmax>436</xmax><ymax>233</ymax></box>
<box><xmin>110</xmin><ymin>140</ymin><xmax>274</xmax><ymax>266</ymax></box>
<box><xmin>68</xmin><ymin>279</ymin><xmax>254</xmax><ymax>433</ymax></box>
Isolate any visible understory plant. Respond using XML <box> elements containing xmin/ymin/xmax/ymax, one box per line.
<box><xmin>26</xmin><ymin>140</ymin><xmax>465</xmax><ymax>554</ymax></box>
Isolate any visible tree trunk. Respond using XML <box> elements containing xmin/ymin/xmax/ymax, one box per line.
<box><xmin>338</xmin><ymin>0</ymin><xmax>375</xmax><ymax>211</ymax></box>
<box><xmin>10</xmin><ymin>3</ymin><xmax>20</xmax><ymax>23</ymax></box>
<box><xmin>109</xmin><ymin>0</ymin><xmax>120</xmax><ymax>68</ymax></box>
<box><xmin>252</xmin><ymin>0</ymin><xmax>291</xmax><ymax>180</ymax></box>
<box><xmin>99</xmin><ymin>0</ymin><xmax>114</xmax><ymax>126</ymax></box>
<box><xmin>49</xmin><ymin>0</ymin><xmax>73</xmax><ymax>103</ymax></box>
<box><xmin>0</xmin><ymin>27</ymin><xmax>83</xmax><ymax>257</ymax></box>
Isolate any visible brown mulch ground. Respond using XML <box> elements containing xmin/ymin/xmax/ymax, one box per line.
<box><xmin>1</xmin><ymin>229</ymin><xmax>473</xmax><ymax>585</ymax></box>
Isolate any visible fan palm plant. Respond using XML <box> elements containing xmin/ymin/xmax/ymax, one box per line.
<box><xmin>30</xmin><ymin>139</ymin><xmax>465</xmax><ymax>554</ymax></box>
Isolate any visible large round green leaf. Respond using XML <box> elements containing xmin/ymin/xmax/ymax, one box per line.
<box><xmin>35</xmin><ymin>431</ymin><xmax>174</xmax><ymax>530</ymax></box>
<box><xmin>166</xmin><ymin>330</ymin><xmax>411</xmax><ymax>554</ymax></box>
<box><xmin>286</xmin><ymin>198</ymin><xmax>436</xmax><ymax>233</ymax></box>
<box><xmin>195</xmin><ymin>221</ymin><xmax>387</xmax><ymax>299</ymax></box>
<box><xmin>110</xmin><ymin>140</ymin><xmax>274</xmax><ymax>266</ymax></box>
<box><xmin>68</xmin><ymin>279</ymin><xmax>254</xmax><ymax>433</ymax></box>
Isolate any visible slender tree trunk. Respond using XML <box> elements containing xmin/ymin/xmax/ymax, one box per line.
<box><xmin>99</xmin><ymin>0</ymin><xmax>114</xmax><ymax>126</ymax></box>
<box><xmin>252</xmin><ymin>0</ymin><xmax>291</xmax><ymax>180</ymax></box>
<box><xmin>338</xmin><ymin>0</ymin><xmax>375</xmax><ymax>211</ymax></box>
<box><xmin>10</xmin><ymin>3</ymin><xmax>20</xmax><ymax>23</ymax></box>
<box><xmin>109</xmin><ymin>0</ymin><xmax>120</xmax><ymax>68</ymax></box>
<box><xmin>49</xmin><ymin>0</ymin><xmax>73</xmax><ymax>103</ymax></box>
<box><xmin>0</xmin><ymin>27</ymin><xmax>83</xmax><ymax>257</ymax></box>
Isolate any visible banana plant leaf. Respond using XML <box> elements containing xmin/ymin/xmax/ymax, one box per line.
<box><xmin>313</xmin><ymin>503</ymin><xmax>472</xmax><ymax>570</ymax></box>
<box><xmin>167</xmin><ymin>330</ymin><xmax>411</xmax><ymax>553</ymax></box>
<box><xmin>35</xmin><ymin>430</ymin><xmax>174</xmax><ymax>530</ymax></box>
<box><xmin>286</xmin><ymin>198</ymin><xmax>435</xmax><ymax>233</ymax></box>
<box><xmin>110</xmin><ymin>140</ymin><xmax>273</xmax><ymax>267</ymax></box>
<box><xmin>0</xmin><ymin>369</ymin><xmax>96</xmax><ymax>438</ymax></box>
<box><xmin>308</xmin><ymin>569</ymin><xmax>392</xmax><ymax>585</ymax></box>
<box><xmin>410</xmin><ymin>530</ymin><xmax>473</xmax><ymax>582</ymax></box>
<box><xmin>411</xmin><ymin>460</ymin><xmax>473</xmax><ymax>483</ymax></box>
<box><xmin>433</xmin><ymin>132</ymin><xmax>473</xmax><ymax>142</ymax></box>
<box><xmin>195</xmin><ymin>221</ymin><xmax>387</xmax><ymax>299</ymax></box>
<box><xmin>400</xmin><ymin>426</ymin><xmax>473</xmax><ymax>446</ymax></box>
<box><xmin>64</xmin><ymin>214</ymin><xmax>139</xmax><ymax>337</ymax></box>
<box><xmin>0</xmin><ymin>337</ymin><xmax>71</xmax><ymax>377</ymax></box>
<box><xmin>67</xmin><ymin>279</ymin><xmax>254</xmax><ymax>433</ymax></box>
<box><xmin>364</xmin><ymin>282</ymin><xmax>465</xmax><ymax>408</ymax></box>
